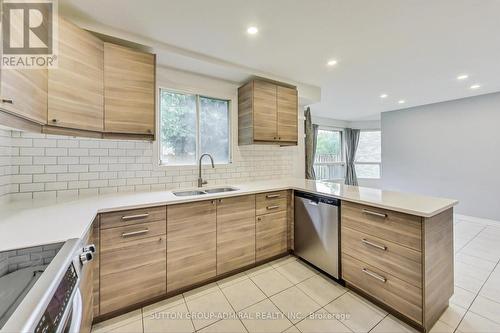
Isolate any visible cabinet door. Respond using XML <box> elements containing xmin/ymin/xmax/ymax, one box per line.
<box><xmin>253</xmin><ymin>80</ymin><xmax>277</xmax><ymax>141</ymax></box>
<box><xmin>167</xmin><ymin>200</ymin><xmax>217</xmax><ymax>292</ymax></box>
<box><xmin>100</xmin><ymin>234</ymin><xmax>166</xmax><ymax>314</ymax></box>
<box><xmin>256</xmin><ymin>211</ymin><xmax>288</xmax><ymax>262</ymax></box>
<box><xmin>80</xmin><ymin>218</ymin><xmax>97</xmax><ymax>333</ymax></box>
<box><xmin>104</xmin><ymin>43</ymin><xmax>155</xmax><ymax>135</ymax></box>
<box><xmin>277</xmin><ymin>86</ymin><xmax>298</xmax><ymax>143</ymax></box>
<box><xmin>0</xmin><ymin>68</ymin><xmax>47</xmax><ymax>124</ymax></box>
<box><xmin>48</xmin><ymin>18</ymin><xmax>104</xmax><ymax>131</ymax></box>
<box><xmin>92</xmin><ymin>217</ymin><xmax>100</xmax><ymax>317</ymax></box>
<box><xmin>217</xmin><ymin>195</ymin><xmax>256</xmax><ymax>274</ymax></box>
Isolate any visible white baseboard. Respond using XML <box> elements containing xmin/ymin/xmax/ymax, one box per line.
<box><xmin>454</xmin><ymin>213</ymin><xmax>500</xmax><ymax>226</ymax></box>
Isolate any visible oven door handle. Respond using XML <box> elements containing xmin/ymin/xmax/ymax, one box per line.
<box><xmin>67</xmin><ymin>288</ymin><xmax>83</xmax><ymax>333</ymax></box>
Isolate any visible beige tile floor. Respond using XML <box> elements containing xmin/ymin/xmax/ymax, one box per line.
<box><xmin>92</xmin><ymin>214</ymin><xmax>500</xmax><ymax>333</ymax></box>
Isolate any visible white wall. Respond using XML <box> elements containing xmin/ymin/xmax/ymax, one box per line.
<box><xmin>382</xmin><ymin>92</ymin><xmax>500</xmax><ymax>220</ymax></box>
<box><xmin>0</xmin><ymin>67</ymin><xmax>302</xmax><ymax>201</ymax></box>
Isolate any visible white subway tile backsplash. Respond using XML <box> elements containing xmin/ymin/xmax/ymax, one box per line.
<box><xmin>68</xmin><ymin>165</ymin><xmax>88</xmax><ymax>173</ymax></box>
<box><xmin>57</xmin><ymin>157</ymin><xmax>79</xmax><ymax>165</ymax></box>
<box><xmin>0</xmin><ymin>130</ymin><xmax>297</xmax><ymax>201</ymax></box>
<box><xmin>19</xmin><ymin>165</ymin><xmax>44</xmax><ymax>174</ymax></box>
<box><xmin>33</xmin><ymin>174</ymin><xmax>57</xmax><ymax>183</ymax></box>
<box><xmin>45</xmin><ymin>182</ymin><xmax>68</xmax><ymax>191</ymax></box>
<box><xmin>57</xmin><ymin>173</ymin><xmax>78</xmax><ymax>182</ymax></box>
<box><xmin>20</xmin><ymin>147</ymin><xmax>45</xmax><ymax>156</ymax></box>
<box><xmin>45</xmin><ymin>148</ymin><xmax>67</xmax><ymax>156</ymax></box>
<box><xmin>33</xmin><ymin>156</ymin><xmax>57</xmax><ymax>165</ymax></box>
<box><xmin>20</xmin><ymin>183</ymin><xmax>44</xmax><ymax>192</ymax></box>
<box><xmin>45</xmin><ymin>165</ymin><xmax>68</xmax><ymax>173</ymax></box>
<box><xmin>57</xmin><ymin>140</ymin><xmax>79</xmax><ymax>148</ymax></box>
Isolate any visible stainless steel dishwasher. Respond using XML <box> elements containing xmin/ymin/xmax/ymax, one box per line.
<box><xmin>294</xmin><ymin>191</ymin><xmax>340</xmax><ymax>279</ymax></box>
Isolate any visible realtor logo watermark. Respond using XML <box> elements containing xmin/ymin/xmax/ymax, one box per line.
<box><xmin>1</xmin><ymin>0</ymin><xmax>58</xmax><ymax>68</ymax></box>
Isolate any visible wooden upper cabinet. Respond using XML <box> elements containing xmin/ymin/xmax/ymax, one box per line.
<box><xmin>277</xmin><ymin>86</ymin><xmax>298</xmax><ymax>143</ymax></box>
<box><xmin>104</xmin><ymin>43</ymin><xmax>155</xmax><ymax>136</ymax></box>
<box><xmin>253</xmin><ymin>80</ymin><xmax>278</xmax><ymax>141</ymax></box>
<box><xmin>238</xmin><ymin>79</ymin><xmax>298</xmax><ymax>145</ymax></box>
<box><xmin>48</xmin><ymin>18</ymin><xmax>104</xmax><ymax>132</ymax></box>
<box><xmin>167</xmin><ymin>200</ymin><xmax>217</xmax><ymax>292</ymax></box>
<box><xmin>216</xmin><ymin>195</ymin><xmax>256</xmax><ymax>275</ymax></box>
<box><xmin>0</xmin><ymin>10</ymin><xmax>47</xmax><ymax>125</ymax></box>
<box><xmin>0</xmin><ymin>68</ymin><xmax>47</xmax><ymax>124</ymax></box>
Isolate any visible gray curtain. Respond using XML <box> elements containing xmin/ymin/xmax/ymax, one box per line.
<box><xmin>304</xmin><ymin>108</ymin><xmax>318</xmax><ymax>179</ymax></box>
<box><xmin>344</xmin><ymin>128</ymin><xmax>360</xmax><ymax>186</ymax></box>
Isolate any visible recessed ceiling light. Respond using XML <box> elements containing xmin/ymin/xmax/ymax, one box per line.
<box><xmin>327</xmin><ymin>59</ymin><xmax>338</xmax><ymax>66</ymax></box>
<box><xmin>457</xmin><ymin>74</ymin><xmax>469</xmax><ymax>80</ymax></box>
<box><xmin>470</xmin><ymin>84</ymin><xmax>481</xmax><ymax>90</ymax></box>
<box><xmin>380</xmin><ymin>94</ymin><xmax>388</xmax><ymax>99</ymax></box>
<box><xmin>247</xmin><ymin>26</ymin><xmax>258</xmax><ymax>35</ymax></box>
<box><xmin>398</xmin><ymin>100</ymin><xmax>406</xmax><ymax>104</ymax></box>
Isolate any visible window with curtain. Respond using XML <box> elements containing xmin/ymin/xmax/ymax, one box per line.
<box><xmin>355</xmin><ymin>130</ymin><xmax>381</xmax><ymax>179</ymax></box>
<box><xmin>313</xmin><ymin>129</ymin><xmax>345</xmax><ymax>180</ymax></box>
<box><xmin>159</xmin><ymin>89</ymin><xmax>231</xmax><ymax>165</ymax></box>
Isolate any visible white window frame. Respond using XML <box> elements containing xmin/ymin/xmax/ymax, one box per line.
<box><xmin>154</xmin><ymin>86</ymin><xmax>234</xmax><ymax>168</ymax></box>
<box><xmin>313</xmin><ymin>126</ymin><xmax>346</xmax><ymax>181</ymax></box>
<box><xmin>354</xmin><ymin>129</ymin><xmax>382</xmax><ymax>180</ymax></box>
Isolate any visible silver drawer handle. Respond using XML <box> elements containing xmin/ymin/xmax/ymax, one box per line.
<box><xmin>121</xmin><ymin>213</ymin><xmax>149</xmax><ymax>221</ymax></box>
<box><xmin>362</xmin><ymin>209</ymin><xmax>387</xmax><ymax>219</ymax></box>
<box><xmin>121</xmin><ymin>229</ymin><xmax>149</xmax><ymax>237</ymax></box>
<box><xmin>266</xmin><ymin>194</ymin><xmax>281</xmax><ymax>199</ymax></box>
<box><xmin>266</xmin><ymin>205</ymin><xmax>280</xmax><ymax>210</ymax></box>
<box><xmin>362</xmin><ymin>268</ymin><xmax>387</xmax><ymax>283</ymax></box>
<box><xmin>361</xmin><ymin>238</ymin><xmax>387</xmax><ymax>251</ymax></box>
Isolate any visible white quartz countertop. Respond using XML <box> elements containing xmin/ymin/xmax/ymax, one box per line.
<box><xmin>0</xmin><ymin>178</ymin><xmax>458</xmax><ymax>252</ymax></box>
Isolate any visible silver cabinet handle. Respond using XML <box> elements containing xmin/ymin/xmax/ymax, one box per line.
<box><xmin>266</xmin><ymin>194</ymin><xmax>280</xmax><ymax>199</ymax></box>
<box><xmin>362</xmin><ymin>209</ymin><xmax>387</xmax><ymax>218</ymax></box>
<box><xmin>362</xmin><ymin>268</ymin><xmax>387</xmax><ymax>283</ymax></box>
<box><xmin>1</xmin><ymin>98</ymin><xmax>14</xmax><ymax>104</ymax></box>
<box><xmin>361</xmin><ymin>238</ymin><xmax>387</xmax><ymax>251</ymax></box>
<box><xmin>121</xmin><ymin>213</ymin><xmax>149</xmax><ymax>221</ymax></box>
<box><xmin>266</xmin><ymin>205</ymin><xmax>280</xmax><ymax>210</ymax></box>
<box><xmin>121</xmin><ymin>229</ymin><xmax>149</xmax><ymax>237</ymax></box>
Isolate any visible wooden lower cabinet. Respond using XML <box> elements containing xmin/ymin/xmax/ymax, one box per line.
<box><xmin>94</xmin><ymin>193</ymin><xmax>293</xmax><ymax>320</ymax></box>
<box><xmin>92</xmin><ymin>217</ymin><xmax>100</xmax><ymax>318</ymax></box>
<box><xmin>80</xmin><ymin>218</ymin><xmax>97</xmax><ymax>333</ymax></box>
<box><xmin>341</xmin><ymin>201</ymin><xmax>454</xmax><ymax>332</ymax></box>
<box><xmin>216</xmin><ymin>195</ymin><xmax>256</xmax><ymax>274</ymax></box>
<box><xmin>167</xmin><ymin>200</ymin><xmax>217</xmax><ymax>292</ymax></box>
<box><xmin>256</xmin><ymin>210</ymin><xmax>288</xmax><ymax>262</ymax></box>
<box><xmin>100</xmin><ymin>231</ymin><xmax>166</xmax><ymax>314</ymax></box>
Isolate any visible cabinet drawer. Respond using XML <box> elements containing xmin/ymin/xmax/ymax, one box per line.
<box><xmin>342</xmin><ymin>226</ymin><xmax>422</xmax><ymax>288</ymax></box>
<box><xmin>342</xmin><ymin>254</ymin><xmax>422</xmax><ymax>324</ymax></box>
<box><xmin>100</xmin><ymin>221</ymin><xmax>166</xmax><ymax>250</ymax></box>
<box><xmin>256</xmin><ymin>191</ymin><xmax>288</xmax><ymax>215</ymax></box>
<box><xmin>100</xmin><ymin>235</ymin><xmax>166</xmax><ymax>314</ymax></box>
<box><xmin>341</xmin><ymin>201</ymin><xmax>422</xmax><ymax>251</ymax></box>
<box><xmin>256</xmin><ymin>211</ymin><xmax>288</xmax><ymax>262</ymax></box>
<box><xmin>100</xmin><ymin>206</ymin><xmax>166</xmax><ymax>229</ymax></box>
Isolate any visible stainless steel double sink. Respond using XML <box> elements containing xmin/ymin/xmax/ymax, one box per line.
<box><xmin>173</xmin><ymin>187</ymin><xmax>239</xmax><ymax>197</ymax></box>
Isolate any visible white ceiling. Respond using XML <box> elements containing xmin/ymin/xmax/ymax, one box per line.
<box><xmin>60</xmin><ymin>0</ymin><xmax>500</xmax><ymax>121</ymax></box>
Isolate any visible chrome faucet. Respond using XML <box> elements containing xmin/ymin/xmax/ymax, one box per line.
<box><xmin>198</xmin><ymin>153</ymin><xmax>215</xmax><ymax>187</ymax></box>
